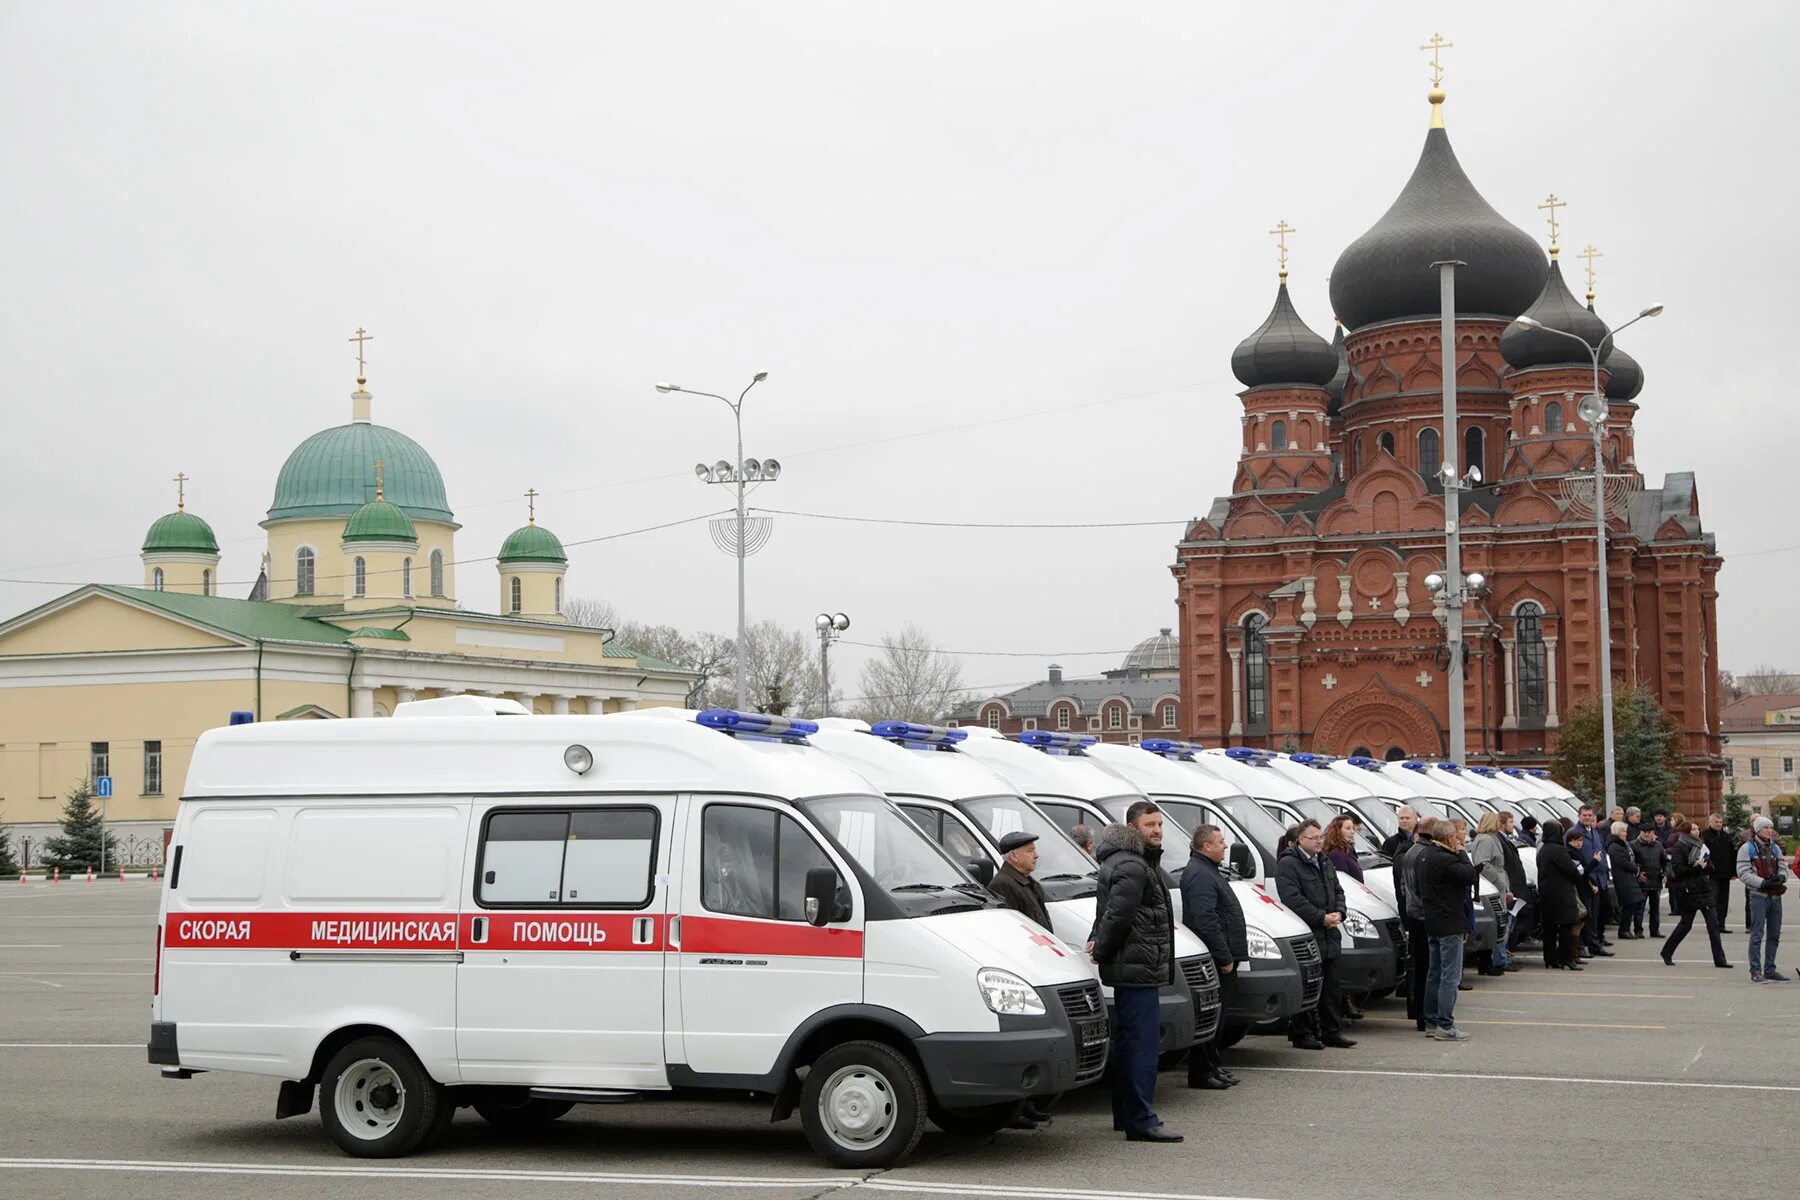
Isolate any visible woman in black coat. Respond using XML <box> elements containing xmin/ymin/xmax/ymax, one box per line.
<box><xmin>1535</xmin><ymin>821</ymin><xmax>1584</xmax><ymax>970</ymax></box>
<box><xmin>1606</xmin><ymin>824</ymin><xmax>1646</xmax><ymax>939</ymax></box>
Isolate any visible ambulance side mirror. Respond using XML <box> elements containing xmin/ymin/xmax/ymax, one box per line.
<box><xmin>967</xmin><ymin>858</ymin><xmax>996</xmax><ymax>886</ymax></box>
<box><xmin>802</xmin><ymin>866</ymin><xmax>840</xmax><ymax>927</ymax></box>
<box><xmin>1229</xmin><ymin>842</ymin><xmax>1256</xmax><ymax>878</ymax></box>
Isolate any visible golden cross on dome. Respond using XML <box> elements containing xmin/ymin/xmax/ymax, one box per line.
<box><xmin>348</xmin><ymin>326</ymin><xmax>374</xmax><ymax>385</ymax></box>
<box><xmin>1578</xmin><ymin>244</ymin><xmax>1604</xmax><ymax>300</ymax></box>
<box><xmin>1538</xmin><ymin>193</ymin><xmax>1566</xmax><ymax>256</ymax></box>
<box><xmin>1269</xmin><ymin>219</ymin><xmax>1296</xmax><ymax>279</ymax></box>
<box><xmin>1421</xmin><ymin>33</ymin><xmax>1453</xmax><ymax>87</ymax></box>
<box><xmin>173</xmin><ymin>471</ymin><xmax>189</xmax><ymax>512</ymax></box>
<box><xmin>374</xmin><ymin>458</ymin><xmax>385</xmax><ymax>502</ymax></box>
<box><xmin>525</xmin><ymin>487</ymin><xmax>539</xmax><ymax>525</ymax></box>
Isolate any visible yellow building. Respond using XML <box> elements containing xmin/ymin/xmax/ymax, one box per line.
<box><xmin>0</xmin><ymin>368</ymin><xmax>693</xmax><ymax>862</ymax></box>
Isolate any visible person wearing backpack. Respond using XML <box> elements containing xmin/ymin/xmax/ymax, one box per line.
<box><xmin>1736</xmin><ymin>817</ymin><xmax>1790</xmax><ymax>984</ymax></box>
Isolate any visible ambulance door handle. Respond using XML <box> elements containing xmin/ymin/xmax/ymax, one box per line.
<box><xmin>470</xmin><ymin>917</ymin><xmax>487</xmax><ymax>945</ymax></box>
<box><xmin>668</xmin><ymin>916</ymin><xmax>681</xmax><ymax>948</ymax></box>
<box><xmin>632</xmin><ymin>917</ymin><xmax>653</xmax><ymax>945</ymax></box>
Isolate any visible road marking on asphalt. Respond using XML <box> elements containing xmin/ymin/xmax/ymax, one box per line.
<box><xmin>1362</xmin><ymin>1015</ymin><xmax>1664</xmax><ymax>1030</ymax></box>
<box><xmin>1245</xmin><ymin>1066</ymin><xmax>1800</xmax><ymax>1093</ymax></box>
<box><xmin>0</xmin><ymin>1158</ymin><xmax>1283</xmax><ymax>1200</ymax></box>
<box><xmin>1461</xmin><ymin>990</ymin><xmax>1694</xmax><ymax>999</ymax></box>
<box><xmin>0</xmin><ymin>1043</ymin><xmax>140</xmax><ymax>1048</ymax></box>
<box><xmin>8</xmin><ymin>978</ymin><xmax>63</xmax><ymax>989</ymax></box>
<box><xmin>0</xmin><ymin>944</ymin><xmax>62</xmax><ymax>948</ymax></box>
<box><xmin>0</xmin><ymin>971</ymin><xmax>144</xmax><ymax>976</ymax></box>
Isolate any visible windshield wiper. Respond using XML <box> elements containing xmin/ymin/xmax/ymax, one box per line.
<box><xmin>1041</xmin><ymin>872</ymin><xmax>1091</xmax><ymax>882</ymax></box>
<box><xmin>949</xmin><ymin>882</ymin><xmax>990</xmax><ymax>896</ymax></box>
<box><xmin>890</xmin><ymin>882</ymin><xmax>949</xmax><ymax>892</ymax></box>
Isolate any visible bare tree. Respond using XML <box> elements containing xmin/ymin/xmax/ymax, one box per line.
<box><xmin>703</xmin><ymin>619</ymin><xmax>828</xmax><ymax>715</ymax></box>
<box><xmin>1740</xmin><ymin>666</ymin><xmax>1800</xmax><ymax>695</ymax></box>
<box><xmin>618</xmin><ymin>623</ymin><xmax>735</xmax><ymax>704</ymax></box>
<box><xmin>562</xmin><ymin>595</ymin><xmax>618</xmax><ymax>631</ymax></box>
<box><xmin>854</xmin><ymin>624</ymin><xmax>966</xmax><ymax>724</ymax></box>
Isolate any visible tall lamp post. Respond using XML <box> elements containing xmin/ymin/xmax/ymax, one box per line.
<box><xmin>816</xmin><ymin>612</ymin><xmax>850</xmax><ymax>716</ymax></box>
<box><xmin>1514</xmin><ymin>304</ymin><xmax>1663</xmax><ymax>810</ymax></box>
<box><xmin>656</xmin><ymin>373</ymin><xmax>775</xmax><ymax>710</ymax></box>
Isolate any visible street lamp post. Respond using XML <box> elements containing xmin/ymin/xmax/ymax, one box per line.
<box><xmin>816</xmin><ymin>612</ymin><xmax>850</xmax><ymax>716</ymax></box>
<box><xmin>656</xmin><ymin>373</ymin><xmax>775</xmax><ymax>711</ymax></box>
<box><xmin>1514</xmin><ymin>304</ymin><xmax>1663</xmax><ymax>810</ymax></box>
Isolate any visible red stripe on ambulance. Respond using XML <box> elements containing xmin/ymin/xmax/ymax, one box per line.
<box><xmin>680</xmin><ymin>915</ymin><xmax>863</xmax><ymax>959</ymax></box>
<box><xmin>164</xmin><ymin>912</ymin><xmax>457</xmax><ymax>951</ymax></box>
<box><xmin>467</xmin><ymin>912</ymin><xmax>664</xmax><ymax>951</ymax></box>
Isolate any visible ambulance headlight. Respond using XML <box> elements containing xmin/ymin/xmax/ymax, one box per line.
<box><xmin>563</xmin><ymin>744</ymin><xmax>594</xmax><ymax>776</ymax></box>
<box><xmin>976</xmin><ymin>967</ymin><xmax>1045</xmax><ymax>1015</ymax></box>
<box><xmin>1343</xmin><ymin>910</ymin><xmax>1378</xmax><ymax>940</ymax></box>
<box><xmin>1245</xmin><ymin>926</ymin><xmax>1282</xmax><ymax>959</ymax></box>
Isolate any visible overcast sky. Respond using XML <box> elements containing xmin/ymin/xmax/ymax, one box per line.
<box><xmin>4</xmin><ymin>1</ymin><xmax>1797</xmax><ymax>701</ymax></box>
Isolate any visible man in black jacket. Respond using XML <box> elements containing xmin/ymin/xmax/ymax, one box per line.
<box><xmin>1634</xmin><ymin>826</ymin><xmax>1667</xmax><ymax>936</ymax></box>
<box><xmin>1496</xmin><ymin>812</ymin><xmax>1533</xmax><ymax>952</ymax></box>
<box><xmin>1379</xmin><ymin>806</ymin><xmax>1417</xmax><ymax>860</ymax></box>
<box><xmin>1179</xmin><ymin>824</ymin><xmax>1244</xmax><ymax>1092</ymax></box>
<box><xmin>1703</xmin><ymin>812</ymin><xmax>1736</xmax><ymax>933</ymax></box>
<box><xmin>1275</xmin><ymin>819</ymin><xmax>1354</xmax><ymax>1050</ymax></box>
<box><xmin>1419</xmin><ymin>820</ymin><xmax>1484</xmax><ymax>1041</ymax></box>
<box><xmin>987</xmin><ymin>831</ymin><xmax>1052</xmax><ymax>930</ymax></box>
<box><xmin>1397</xmin><ymin>817</ymin><xmax>1439</xmax><ymax>1031</ymax></box>
<box><xmin>1088</xmin><ymin>802</ymin><xmax>1181</xmax><ymax>1143</ymax></box>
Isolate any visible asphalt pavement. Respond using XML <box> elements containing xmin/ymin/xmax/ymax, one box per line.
<box><xmin>3</xmin><ymin>881</ymin><xmax>1792</xmax><ymax>1200</ymax></box>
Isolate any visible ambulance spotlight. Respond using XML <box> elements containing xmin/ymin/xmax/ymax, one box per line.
<box><xmin>563</xmin><ymin>744</ymin><xmax>594</xmax><ymax>775</ymax></box>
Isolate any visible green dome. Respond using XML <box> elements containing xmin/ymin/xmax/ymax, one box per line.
<box><xmin>142</xmin><ymin>510</ymin><xmax>219</xmax><ymax>555</ymax></box>
<box><xmin>343</xmin><ymin>498</ymin><xmax>418</xmax><ymax>544</ymax></box>
<box><xmin>498</xmin><ymin>523</ymin><xmax>567</xmax><ymax>564</ymax></box>
<box><xmin>267</xmin><ymin>423</ymin><xmax>453</xmax><ymax>523</ymax></box>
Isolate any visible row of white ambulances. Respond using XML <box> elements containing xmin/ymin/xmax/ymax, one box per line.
<box><xmin>150</xmin><ymin>699</ymin><xmax>1112</xmax><ymax>1168</ymax></box>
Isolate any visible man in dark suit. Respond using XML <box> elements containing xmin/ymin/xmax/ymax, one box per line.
<box><xmin>1275</xmin><ymin>819</ymin><xmax>1354</xmax><ymax>1050</ymax></box>
<box><xmin>1179</xmin><ymin>824</ymin><xmax>1244</xmax><ymax>1091</ymax></box>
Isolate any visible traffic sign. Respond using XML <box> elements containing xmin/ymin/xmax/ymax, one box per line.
<box><xmin>96</xmin><ymin>776</ymin><xmax>112</xmax><ymax>799</ymax></box>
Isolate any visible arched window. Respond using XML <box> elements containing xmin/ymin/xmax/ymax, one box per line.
<box><xmin>1162</xmin><ymin>702</ymin><xmax>1177</xmax><ymax>728</ymax></box>
<box><xmin>1353</xmin><ymin>437</ymin><xmax>1364</xmax><ymax>472</ymax></box>
<box><xmin>986</xmin><ymin>706</ymin><xmax>1001</xmax><ymax>729</ymax></box>
<box><xmin>1384</xmin><ymin>746</ymin><xmax>1408</xmax><ymax>762</ymax></box>
<box><xmin>295</xmin><ymin>547</ymin><xmax>316</xmax><ymax>597</ymax></box>
<box><xmin>1419</xmin><ymin>427</ymin><xmax>1441</xmax><ymax>482</ymax></box>
<box><xmin>353</xmin><ymin>556</ymin><xmax>367</xmax><ymax>598</ymax></box>
<box><xmin>429</xmin><ymin>549</ymin><xmax>445</xmax><ymax>597</ymax></box>
<box><xmin>1270</xmin><ymin>420</ymin><xmax>1288</xmax><ymax>451</ymax></box>
<box><xmin>1242</xmin><ymin>612</ymin><xmax>1269</xmax><ymax>728</ymax></box>
<box><xmin>1056</xmin><ymin>706</ymin><xmax>1071</xmax><ymax>731</ymax></box>
<box><xmin>1516</xmin><ymin>601</ymin><xmax>1548</xmax><ymax>723</ymax></box>
<box><xmin>1107</xmin><ymin>704</ymin><xmax>1124</xmax><ymax>730</ymax></box>
<box><xmin>402</xmin><ymin>558</ymin><xmax>412</xmax><ymax>598</ymax></box>
<box><xmin>509</xmin><ymin>576</ymin><xmax>522</xmax><ymax>614</ymax></box>
<box><xmin>1378</xmin><ymin>430</ymin><xmax>1396</xmax><ymax>455</ymax></box>
<box><xmin>555</xmin><ymin>576</ymin><xmax>563</xmax><ymax>613</ymax></box>
<box><xmin>152</xmin><ymin>567</ymin><xmax>164</xmax><ymax>591</ymax></box>
<box><xmin>1464</xmin><ymin>426</ymin><xmax>1485</xmax><ymax>479</ymax></box>
<box><xmin>201</xmin><ymin>568</ymin><xmax>211</xmax><ymax>596</ymax></box>
<box><xmin>1543</xmin><ymin>401</ymin><xmax>1563</xmax><ymax>433</ymax></box>
<box><xmin>1352</xmin><ymin>745</ymin><xmax>1372</xmax><ymax>758</ymax></box>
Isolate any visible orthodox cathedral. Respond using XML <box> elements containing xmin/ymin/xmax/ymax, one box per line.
<box><xmin>1173</xmin><ymin>67</ymin><xmax>1724</xmax><ymax>811</ymax></box>
<box><xmin>0</xmin><ymin>357</ymin><xmax>692</xmax><ymax>852</ymax></box>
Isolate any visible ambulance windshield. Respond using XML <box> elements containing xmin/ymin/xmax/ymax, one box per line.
<box><xmin>804</xmin><ymin>795</ymin><xmax>988</xmax><ymax>909</ymax></box>
<box><xmin>958</xmin><ymin>795</ymin><xmax>1094</xmax><ymax>883</ymax></box>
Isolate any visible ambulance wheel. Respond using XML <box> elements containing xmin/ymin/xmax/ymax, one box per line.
<box><xmin>927</xmin><ymin>1098</ymin><xmax>1024</xmax><ymax>1135</ymax></box>
<box><xmin>799</xmin><ymin>1040</ymin><xmax>924</xmax><ymax>1168</ymax></box>
<box><xmin>472</xmin><ymin>1091</ymin><xmax>576</xmax><ymax>1129</ymax></box>
<box><xmin>1218</xmin><ymin>1023</ymin><xmax>1248</xmax><ymax>1049</ymax></box>
<box><xmin>320</xmin><ymin>1036</ymin><xmax>444</xmax><ymax>1158</ymax></box>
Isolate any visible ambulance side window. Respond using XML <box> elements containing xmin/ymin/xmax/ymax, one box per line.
<box><xmin>480</xmin><ymin>812</ymin><xmax>569</xmax><ymax>903</ymax></box>
<box><xmin>702</xmin><ymin>804</ymin><xmax>839</xmax><ymax>923</ymax></box>
<box><xmin>1036</xmin><ymin>802</ymin><xmax>1085</xmax><ymax>843</ymax></box>
<box><xmin>477</xmin><ymin>806</ymin><xmax>660</xmax><ymax>908</ymax></box>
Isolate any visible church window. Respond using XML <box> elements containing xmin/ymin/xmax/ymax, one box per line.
<box><xmin>1353</xmin><ymin>438</ymin><xmax>1364</xmax><ymax>473</ymax></box>
<box><xmin>1108</xmin><ymin>705</ymin><xmax>1124</xmax><ymax>730</ymax></box>
<box><xmin>1544</xmin><ymin>401</ymin><xmax>1563</xmax><ymax>433</ymax></box>
<box><xmin>1057</xmin><ymin>706</ymin><xmax>1071</xmax><ymax>731</ymax></box>
<box><xmin>1351</xmin><ymin>745</ymin><xmax>1372</xmax><ymax>758</ymax></box>
<box><xmin>1331</xmin><ymin>449</ymin><xmax>1342</xmax><ymax>480</ymax></box>
<box><xmin>1515</xmin><ymin>602</ymin><xmax>1547</xmax><ymax>723</ymax></box>
<box><xmin>429</xmin><ymin>549</ymin><xmax>445</xmax><ymax>597</ymax></box>
<box><xmin>402</xmin><ymin>558</ymin><xmax>412</xmax><ymax>598</ymax></box>
<box><xmin>986</xmin><ymin>706</ymin><xmax>1001</xmax><ymax>729</ymax></box>
<box><xmin>1419</xmin><ymin>427</ymin><xmax>1441</xmax><ymax>482</ymax></box>
<box><xmin>1464</xmin><ymin>426</ymin><xmax>1485</xmax><ymax>479</ymax></box>
<box><xmin>152</xmin><ymin>567</ymin><xmax>164</xmax><ymax>591</ymax></box>
<box><xmin>202</xmin><ymin>568</ymin><xmax>211</xmax><ymax>596</ymax></box>
<box><xmin>1242</xmin><ymin>613</ymin><xmax>1268</xmax><ymax>729</ymax></box>
<box><xmin>354</xmin><ymin>556</ymin><xmax>367</xmax><ymax>598</ymax></box>
<box><xmin>1270</xmin><ymin>420</ymin><xmax>1288</xmax><ymax>451</ymax></box>
<box><xmin>1378</xmin><ymin>431</ymin><xmax>1395</xmax><ymax>456</ymax></box>
<box><xmin>295</xmin><ymin>547</ymin><xmax>316</xmax><ymax>596</ymax></box>
<box><xmin>555</xmin><ymin>577</ymin><xmax>563</xmax><ymax>613</ymax></box>
<box><xmin>1384</xmin><ymin>746</ymin><xmax>1407</xmax><ymax>762</ymax></box>
<box><xmin>510</xmin><ymin>576</ymin><xmax>522</xmax><ymax>614</ymax></box>
<box><xmin>1162</xmin><ymin>702</ymin><xmax>1177</xmax><ymax>728</ymax></box>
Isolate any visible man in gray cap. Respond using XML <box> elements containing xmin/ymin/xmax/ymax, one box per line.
<box><xmin>988</xmin><ymin>831</ymin><xmax>1053</xmax><ymax>931</ymax></box>
<box><xmin>1737</xmin><ymin>816</ymin><xmax>1790</xmax><ymax>983</ymax></box>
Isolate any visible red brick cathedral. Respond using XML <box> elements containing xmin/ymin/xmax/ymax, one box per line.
<box><xmin>1172</xmin><ymin>81</ymin><xmax>1724</xmax><ymax>811</ymax></box>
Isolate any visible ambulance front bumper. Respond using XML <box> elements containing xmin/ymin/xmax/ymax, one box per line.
<box><xmin>915</xmin><ymin>979</ymin><xmax>1108</xmax><ymax>1103</ymax></box>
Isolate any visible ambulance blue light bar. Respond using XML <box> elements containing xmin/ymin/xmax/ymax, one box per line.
<box><xmin>1435</xmin><ymin>761</ymin><xmax>1463</xmax><ymax>774</ymax></box>
<box><xmin>1141</xmin><ymin>738</ymin><xmax>1199</xmax><ymax>760</ymax></box>
<box><xmin>1502</xmin><ymin>768</ymin><xmax>1526</xmax><ymax>777</ymax></box>
<box><xmin>1016</xmin><ymin>730</ymin><xmax>1097</xmax><ymax>755</ymax></box>
<box><xmin>1401</xmin><ymin>760</ymin><xmax>1429</xmax><ymax>772</ymax></box>
<box><xmin>1345</xmin><ymin>755</ymin><xmax>1385</xmax><ymax>771</ymax></box>
<box><xmin>695</xmin><ymin>708</ymin><xmax>818</xmax><ymax>743</ymax></box>
<box><xmin>1529</xmin><ymin>769</ymin><xmax>1551</xmax><ymax>778</ymax></box>
<box><xmin>1289</xmin><ymin>752</ymin><xmax>1338</xmax><ymax>769</ymax></box>
<box><xmin>1468</xmin><ymin>766</ymin><xmax>1497</xmax><ymax>777</ymax></box>
<box><xmin>1224</xmin><ymin>746</ymin><xmax>1276</xmax><ymax>765</ymax></box>
<box><xmin>870</xmin><ymin>720</ymin><xmax>967</xmax><ymax>748</ymax></box>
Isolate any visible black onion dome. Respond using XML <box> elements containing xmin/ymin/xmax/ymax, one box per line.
<box><xmin>1324</xmin><ymin>323</ymin><xmax>1350</xmax><ymax>415</ymax></box>
<box><xmin>1602</xmin><ymin>340</ymin><xmax>1644</xmax><ymax>400</ymax></box>
<box><xmin>1231</xmin><ymin>281</ymin><xmax>1339</xmax><ymax>388</ymax></box>
<box><xmin>1329</xmin><ymin>127</ymin><xmax>1547</xmax><ymax>330</ymax></box>
<box><xmin>1500</xmin><ymin>261</ymin><xmax>1610</xmax><ymax>369</ymax></box>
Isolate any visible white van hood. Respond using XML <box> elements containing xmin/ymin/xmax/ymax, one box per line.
<box><xmin>1341</xmin><ymin>870</ymin><xmax>1399</xmax><ymax>921</ymax></box>
<box><xmin>1048</xmin><ymin>897</ymin><xmax>1212</xmax><ymax>963</ymax></box>
<box><xmin>917</xmin><ymin>907</ymin><xmax>1095</xmax><ymax>987</ymax></box>
<box><xmin>1237</xmin><ymin>880</ymin><xmax>1310</xmax><ymax>938</ymax></box>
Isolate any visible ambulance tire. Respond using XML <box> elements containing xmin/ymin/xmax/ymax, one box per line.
<box><xmin>927</xmin><ymin>1098</ymin><xmax>1024</xmax><ymax>1135</ymax></box>
<box><xmin>320</xmin><ymin>1036</ymin><xmax>445</xmax><ymax>1158</ymax></box>
<box><xmin>799</xmin><ymin>1040</ymin><xmax>925</xmax><ymax>1168</ymax></box>
<box><xmin>472</xmin><ymin>1093</ymin><xmax>576</xmax><ymax>1129</ymax></box>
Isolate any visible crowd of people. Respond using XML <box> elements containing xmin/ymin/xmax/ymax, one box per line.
<box><xmin>982</xmin><ymin>797</ymin><xmax>1791</xmax><ymax>1144</ymax></box>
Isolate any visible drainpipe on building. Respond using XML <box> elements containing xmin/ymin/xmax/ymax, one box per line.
<box><xmin>254</xmin><ymin>639</ymin><xmax>264</xmax><ymax>721</ymax></box>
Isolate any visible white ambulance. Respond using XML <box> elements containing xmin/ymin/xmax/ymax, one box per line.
<box><xmin>149</xmin><ymin>699</ymin><xmax>1108</xmax><ymax>1167</ymax></box>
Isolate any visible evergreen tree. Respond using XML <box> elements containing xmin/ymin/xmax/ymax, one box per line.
<box><xmin>0</xmin><ymin>811</ymin><xmax>17</xmax><ymax>876</ymax></box>
<box><xmin>1552</xmin><ymin>686</ymin><xmax>1682</xmax><ymax>812</ymax></box>
<box><xmin>42</xmin><ymin>779</ymin><xmax>116</xmax><ymax>874</ymax></box>
<box><xmin>1722</xmin><ymin>786</ymin><xmax>1752</xmax><ymax>835</ymax></box>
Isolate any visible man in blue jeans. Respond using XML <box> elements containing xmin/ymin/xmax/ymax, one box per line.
<box><xmin>1418</xmin><ymin>818</ymin><xmax>1483</xmax><ymax>1041</ymax></box>
<box><xmin>1736</xmin><ymin>817</ymin><xmax>1790</xmax><ymax>984</ymax></box>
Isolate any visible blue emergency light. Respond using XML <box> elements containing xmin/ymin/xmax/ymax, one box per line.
<box><xmin>1468</xmin><ymin>766</ymin><xmax>1497</xmax><ymax>777</ymax></box>
<box><xmin>1435</xmin><ymin>761</ymin><xmax>1463</xmax><ymax>774</ymax></box>
<box><xmin>1140</xmin><ymin>738</ymin><xmax>1199</xmax><ymax>760</ymax></box>
<box><xmin>1529</xmin><ymin>769</ymin><xmax>1551</xmax><ymax>778</ymax></box>
<box><xmin>869</xmin><ymin>720</ymin><xmax>966</xmax><ymax>749</ymax></box>
<box><xmin>1289</xmin><ymin>752</ymin><xmax>1338</xmax><ymax>768</ymax></box>
<box><xmin>1401</xmin><ymin>760</ymin><xmax>1429</xmax><ymax>772</ymax></box>
<box><xmin>1224</xmin><ymin>746</ymin><xmax>1275</xmax><ymax>765</ymax></box>
<box><xmin>1345</xmin><ymin>755</ymin><xmax>1385</xmax><ymax>771</ymax></box>
<box><xmin>695</xmin><ymin>708</ymin><xmax>818</xmax><ymax>743</ymax></box>
<box><xmin>1015</xmin><ymin>730</ymin><xmax>1097</xmax><ymax>755</ymax></box>
<box><xmin>1502</xmin><ymin>767</ymin><xmax>1526</xmax><ymax>777</ymax></box>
